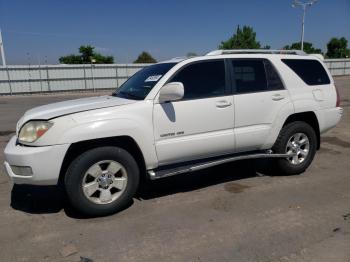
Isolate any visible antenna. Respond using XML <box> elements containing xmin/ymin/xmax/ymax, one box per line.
<box><xmin>0</xmin><ymin>28</ymin><xmax>7</xmax><ymax>66</ymax></box>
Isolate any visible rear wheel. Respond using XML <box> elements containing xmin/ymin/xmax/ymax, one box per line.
<box><xmin>272</xmin><ymin>121</ymin><xmax>317</xmax><ymax>175</ymax></box>
<box><xmin>65</xmin><ymin>146</ymin><xmax>139</xmax><ymax>216</ymax></box>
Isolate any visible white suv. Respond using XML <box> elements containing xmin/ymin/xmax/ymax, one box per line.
<box><xmin>4</xmin><ymin>50</ymin><xmax>342</xmax><ymax>216</ymax></box>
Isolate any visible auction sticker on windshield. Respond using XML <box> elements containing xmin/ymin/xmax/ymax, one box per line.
<box><xmin>145</xmin><ymin>75</ymin><xmax>162</xmax><ymax>82</ymax></box>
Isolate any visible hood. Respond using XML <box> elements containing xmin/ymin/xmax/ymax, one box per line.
<box><xmin>18</xmin><ymin>95</ymin><xmax>135</xmax><ymax>129</ymax></box>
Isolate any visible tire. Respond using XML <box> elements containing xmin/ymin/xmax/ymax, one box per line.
<box><xmin>272</xmin><ymin>121</ymin><xmax>317</xmax><ymax>175</ymax></box>
<box><xmin>65</xmin><ymin>146</ymin><xmax>139</xmax><ymax>216</ymax></box>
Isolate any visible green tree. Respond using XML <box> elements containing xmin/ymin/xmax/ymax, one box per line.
<box><xmin>133</xmin><ymin>51</ymin><xmax>157</xmax><ymax>63</ymax></box>
<box><xmin>283</xmin><ymin>42</ymin><xmax>322</xmax><ymax>54</ymax></box>
<box><xmin>79</xmin><ymin>45</ymin><xmax>95</xmax><ymax>63</ymax></box>
<box><xmin>59</xmin><ymin>45</ymin><xmax>114</xmax><ymax>64</ymax></box>
<box><xmin>219</xmin><ymin>25</ymin><xmax>262</xmax><ymax>49</ymax></box>
<box><xmin>326</xmin><ymin>37</ymin><xmax>350</xmax><ymax>58</ymax></box>
<box><xmin>58</xmin><ymin>54</ymin><xmax>82</xmax><ymax>64</ymax></box>
<box><xmin>93</xmin><ymin>53</ymin><xmax>114</xmax><ymax>63</ymax></box>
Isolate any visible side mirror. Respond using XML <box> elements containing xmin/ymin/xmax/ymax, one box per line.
<box><xmin>158</xmin><ymin>82</ymin><xmax>184</xmax><ymax>103</ymax></box>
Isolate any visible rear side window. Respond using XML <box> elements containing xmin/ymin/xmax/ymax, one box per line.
<box><xmin>231</xmin><ymin>60</ymin><xmax>267</xmax><ymax>93</ymax></box>
<box><xmin>263</xmin><ymin>60</ymin><xmax>284</xmax><ymax>90</ymax></box>
<box><xmin>282</xmin><ymin>59</ymin><xmax>330</xmax><ymax>85</ymax></box>
<box><xmin>170</xmin><ymin>60</ymin><xmax>226</xmax><ymax>100</ymax></box>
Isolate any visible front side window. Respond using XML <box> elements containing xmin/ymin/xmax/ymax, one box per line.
<box><xmin>231</xmin><ymin>60</ymin><xmax>267</xmax><ymax>93</ymax></box>
<box><xmin>113</xmin><ymin>63</ymin><xmax>176</xmax><ymax>100</ymax></box>
<box><xmin>282</xmin><ymin>59</ymin><xmax>330</xmax><ymax>85</ymax></box>
<box><xmin>170</xmin><ymin>60</ymin><xmax>226</xmax><ymax>100</ymax></box>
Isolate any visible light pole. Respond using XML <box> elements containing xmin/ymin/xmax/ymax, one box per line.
<box><xmin>0</xmin><ymin>28</ymin><xmax>6</xmax><ymax>66</ymax></box>
<box><xmin>292</xmin><ymin>0</ymin><xmax>318</xmax><ymax>51</ymax></box>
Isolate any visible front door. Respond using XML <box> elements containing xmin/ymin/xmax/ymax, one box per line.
<box><xmin>153</xmin><ymin>60</ymin><xmax>235</xmax><ymax>166</ymax></box>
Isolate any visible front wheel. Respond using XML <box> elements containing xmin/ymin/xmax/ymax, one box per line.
<box><xmin>65</xmin><ymin>146</ymin><xmax>139</xmax><ymax>216</ymax></box>
<box><xmin>272</xmin><ymin>121</ymin><xmax>317</xmax><ymax>175</ymax></box>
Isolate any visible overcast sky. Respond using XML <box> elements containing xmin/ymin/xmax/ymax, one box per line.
<box><xmin>0</xmin><ymin>0</ymin><xmax>349</xmax><ymax>64</ymax></box>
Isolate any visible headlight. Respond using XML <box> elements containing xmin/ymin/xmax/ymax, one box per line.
<box><xmin>18</xmin><ymin>121</ymin><xmax>53</xmax><ymax>143</ymax></box>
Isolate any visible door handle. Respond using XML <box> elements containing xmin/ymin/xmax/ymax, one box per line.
<box><xmin>216</xmin><ymin>100</ymin><xmax>232</xmax><ymax>108</ymax></box>
<box><xmin>271</xmin><ymin>94</ymin><xmax>285</xmax><ymax>101</ymax></box>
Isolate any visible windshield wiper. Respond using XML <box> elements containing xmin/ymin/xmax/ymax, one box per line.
<box><xmin>114</xmin><ymin>91</ymin><xmax>142</xmax><ymax>100</ymax></box>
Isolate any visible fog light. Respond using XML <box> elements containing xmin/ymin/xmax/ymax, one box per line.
<box><xmin>10</xmin><ymin>165</ymin><xmax>33</xmax><ymax>176</ymax></box>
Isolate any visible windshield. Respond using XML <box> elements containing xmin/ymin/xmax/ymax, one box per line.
<box><xmin>113</xmin><ymin>63</ymin><xmax>176</xmax><ymax>100</ymax></box>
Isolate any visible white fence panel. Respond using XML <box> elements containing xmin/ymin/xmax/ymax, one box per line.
<box><xmin>0</xmin><ymin>60</ymin><xmax>348</xmax><ymax>95</ymax></box>
<box><xmin>323</xmin><ymin>59</ymin><xmax>350</xmax><ymax>76</ymax></box>
<box><xmin>0</xmin><ymin>63</ymin><xmax>149</xmax><ymax>94</ymax></box>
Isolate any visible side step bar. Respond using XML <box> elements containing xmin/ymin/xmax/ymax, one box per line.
<box><xmin>148</xmin><ymin>151</ymin><xmax>294</xmax><ymax>180</ymax></box>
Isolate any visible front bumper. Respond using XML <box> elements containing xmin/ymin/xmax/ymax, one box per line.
<box><xmin>3</xmin><ymin>136</ymin><xmax>70</xmax><ymax>185</ymax></box>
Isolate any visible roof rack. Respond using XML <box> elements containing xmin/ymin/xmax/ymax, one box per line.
<box><xmin>206</xmin><ymin>49</ymin><xmax>306</xmax><ymax>56</ymax></box>
<box><xmin>170</xmin><ymin>56</ymin><xmax>189</xmax><ymax>60</ymax></box>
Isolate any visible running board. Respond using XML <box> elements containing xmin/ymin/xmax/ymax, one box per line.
<box><xmin>148</xmin><ymin>152</ymin><xmax>294</xmax><ymax>180</ymax></box>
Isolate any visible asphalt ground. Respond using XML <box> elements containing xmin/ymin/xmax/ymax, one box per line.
<box><xmin>0</xmin><ymin>76</ymin><xmax>349</xmax><ymax>262</ymax></box>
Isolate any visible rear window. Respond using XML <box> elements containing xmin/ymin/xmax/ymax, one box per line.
<box><xmin>282</xmin><ymin>59</ymin><xmax>330</xmax><ymax>86</ymax></box>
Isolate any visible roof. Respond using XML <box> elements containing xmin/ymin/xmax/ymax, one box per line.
<box><xmin>160</xmin><ymin>49</ymin><xmax>324</xmax><ymax>65</ymax></box>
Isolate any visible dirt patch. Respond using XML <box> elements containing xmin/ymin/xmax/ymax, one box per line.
<box><xmin>322</xmin><ymin>137</ymin><xmax>350</xmax><ymax>148</ymax></box>
<box><xmin>318</xmin><ymin>147</ymin><xmax>342</xmax><ymax>155</ymax></box>
<box><xmin>224</xmin><ymin>182</ymin><xmax>251</xmax><ymax>194</ymax></box>
<box><xmin>212</xmin><ymin>197</ymin><xmax>230</xmax><ymax>211</ymax></box>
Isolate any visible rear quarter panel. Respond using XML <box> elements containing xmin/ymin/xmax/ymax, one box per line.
<box><xmin>274</xmin><ymin>57</ymin><xmax>338</xmax><ymax>133</ymax></box>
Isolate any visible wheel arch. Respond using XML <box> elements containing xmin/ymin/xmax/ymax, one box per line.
<box><xmin>282</xmin><ymin>111</ymin><xmax>320</xmax><ymax>150</ymax></box>
<box><xmin>58</xmin><ymin>136</ymin><xmax>146</xmax><ymax>186</ymax></box>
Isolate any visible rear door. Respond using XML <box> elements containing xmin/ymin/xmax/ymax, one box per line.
<box><xmin>230</xmin><ymin>59</ymin><xmax>293</xmax><ymax>152</ymax></box>
<box><xmin>153</xmin><ymin>60</ymin><xmax>235</xmax><ymax>165</ymax></box>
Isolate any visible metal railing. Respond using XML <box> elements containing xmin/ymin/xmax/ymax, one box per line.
<box><xmin>206</xmin><ymin>49</ymin><xmax>307</xmax><ymax>55</ymax></box>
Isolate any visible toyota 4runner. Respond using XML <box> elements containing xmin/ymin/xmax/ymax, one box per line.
<box><xmin>4</xmin><ymin>49</ymin><xmax>343</xmax><ymax>216</ymax></box>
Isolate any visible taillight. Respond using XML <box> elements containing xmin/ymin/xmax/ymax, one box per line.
<box><xmin>335</xmin><ymin>85</ymin><xmax>340</xmax><ymax>107</ymax></box>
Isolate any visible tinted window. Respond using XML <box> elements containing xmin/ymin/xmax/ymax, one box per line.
<box><xmin>171</xmin><ymin>60</ymin><xmax>226</xmax><ymax>100</ymax></box>
<box><xmin>282</xmin><ymin>59</ymin><xmax>330</xmax><ymax>85</ymax></box>
<box><xmin>264</xmin><ymin>60</ymin><xmax>284</xmax><ymax>90</ymax></box>
<box><xmin>231</xmin><ymin>60</ymin><xmax>267</xmax><ymax>93</ymax></box>
<box><xmin>114</xmin><ymin>63</ymin><xmax>176</xmax><ymax>100</ymax></box>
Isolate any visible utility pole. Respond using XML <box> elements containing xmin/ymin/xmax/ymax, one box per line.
<box><xmin>0</xmin><ymin>28</ymin><xmax>6</xmax><ymax>66</ymax></box>
<box><xmin>292</xmin><ymin>0</ymin><xmax>318</xmax><ymax>51</ymax></box>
